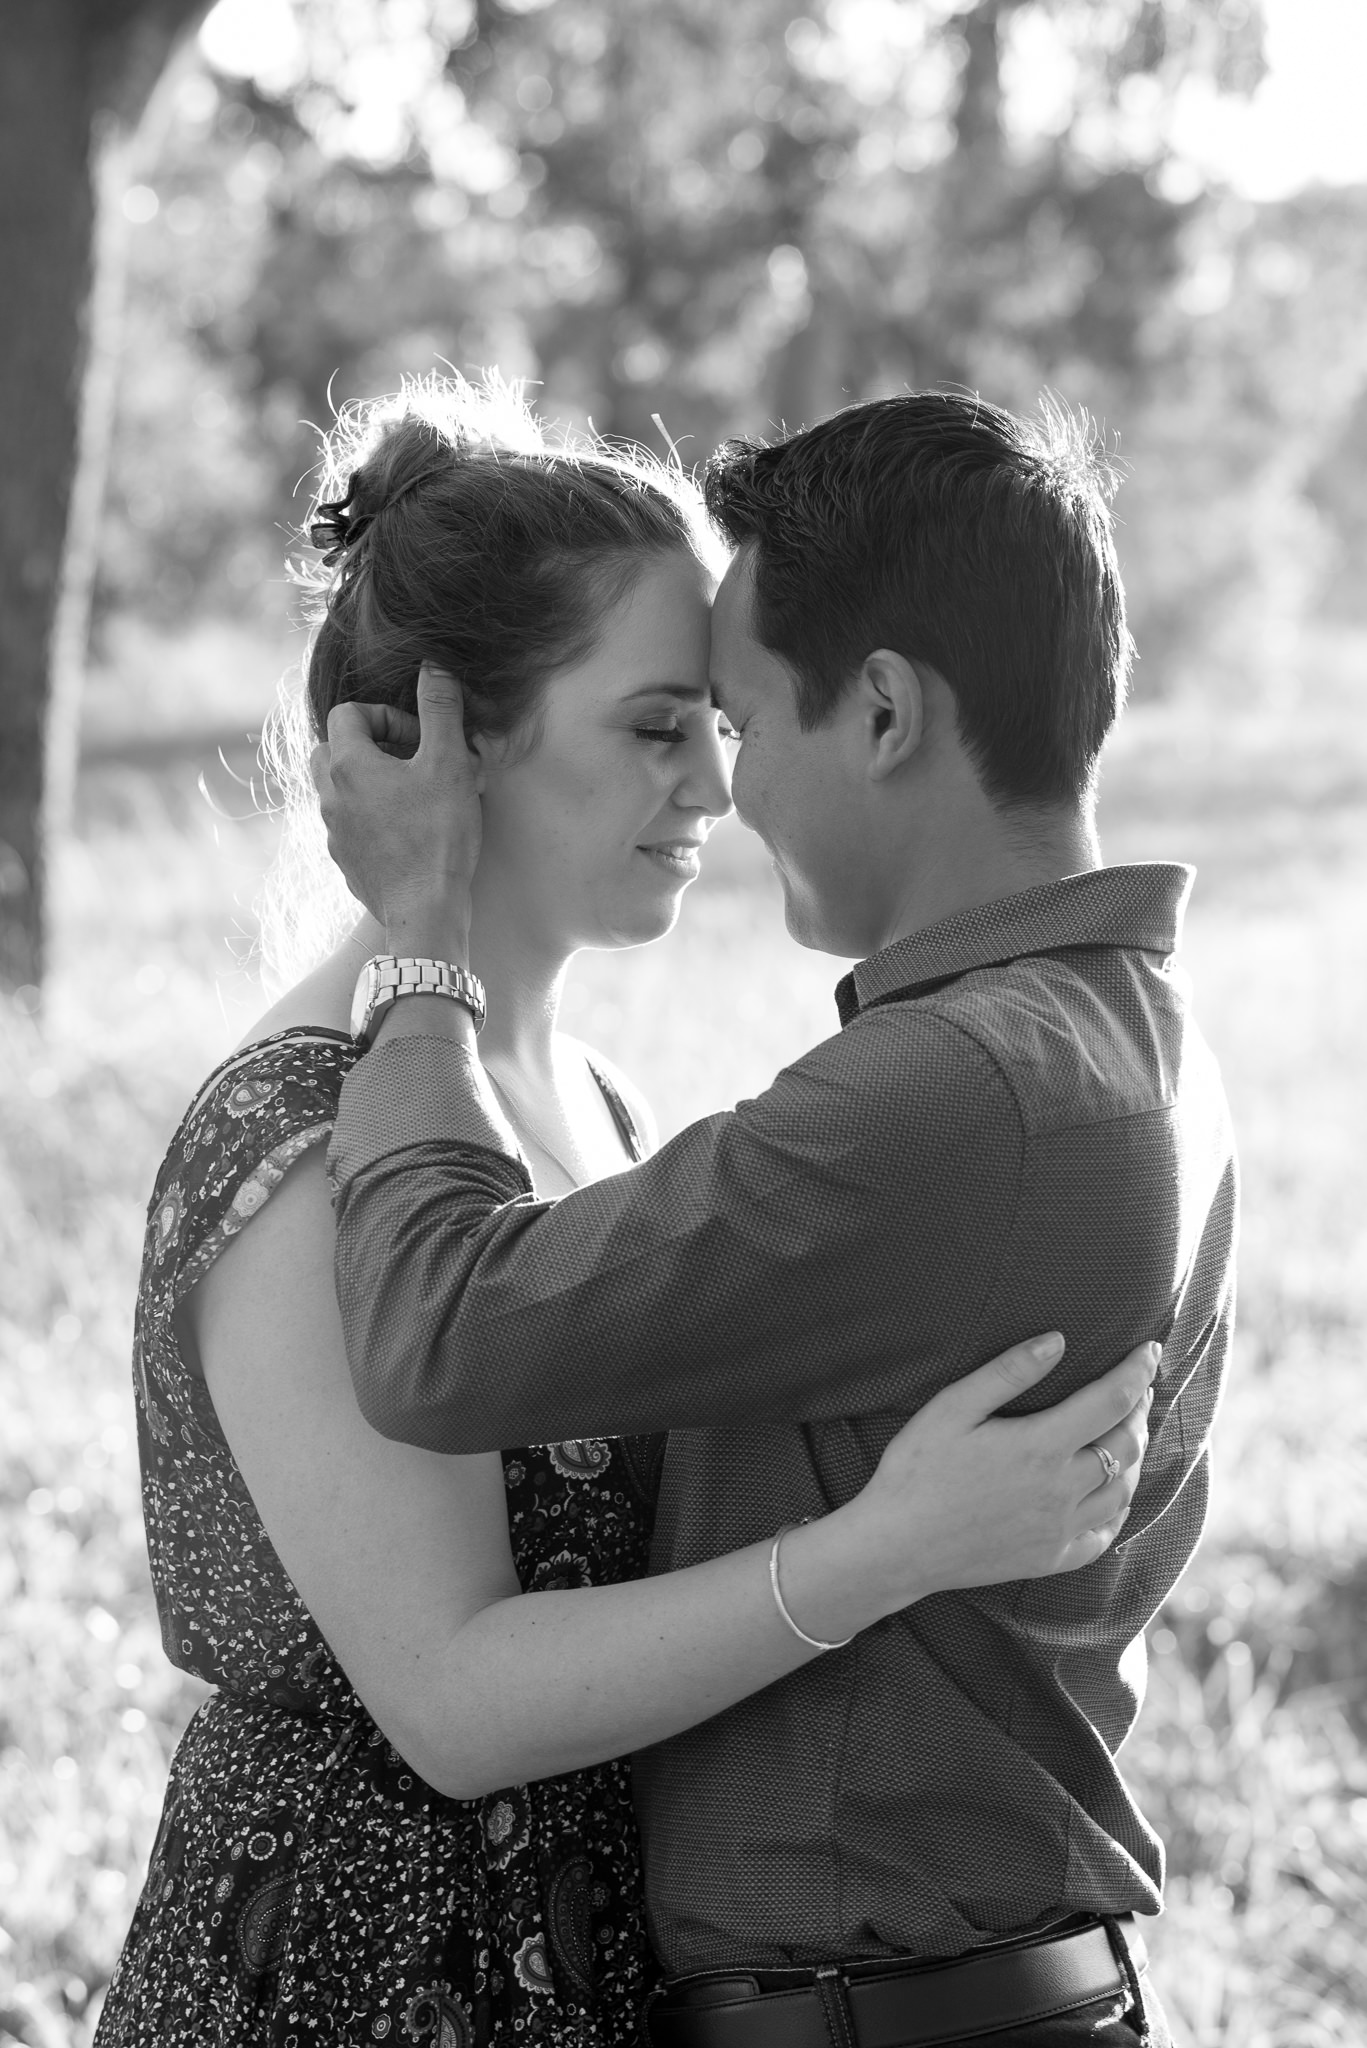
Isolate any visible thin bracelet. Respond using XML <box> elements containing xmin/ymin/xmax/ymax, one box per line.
<box><xmin>768</xmin><ymin>1526</ymin><xmax>855</xmax><ymax>1653</ymax></box>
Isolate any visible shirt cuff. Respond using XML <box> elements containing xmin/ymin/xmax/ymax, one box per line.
<box><xmin>329</xmin><ymin>1033</ymin><xmax>526</xmax><ymax>1188</ymax></box>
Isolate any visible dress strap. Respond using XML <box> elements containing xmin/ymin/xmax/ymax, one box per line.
<box><xmin>584</xmin><ymin>1055</ymin><xmax>648</xmax><ymax>1163</ymax></box>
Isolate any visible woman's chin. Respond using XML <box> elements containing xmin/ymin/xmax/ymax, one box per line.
<box><xmin>592</xmin><ymin>885</ymin><xmax>688</xmax><ymax>951</ymax></box>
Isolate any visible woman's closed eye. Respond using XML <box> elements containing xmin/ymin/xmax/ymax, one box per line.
<box><xmin>633</xmin><ymin>712</ymin><xmax>741</xmax><ymax>746</ymax></box>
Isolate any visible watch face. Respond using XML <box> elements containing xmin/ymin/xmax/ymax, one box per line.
<box><xmin>350</xmin><ymin>962</ymin><xmax>377</xmax><ymax>1040</ymax></box>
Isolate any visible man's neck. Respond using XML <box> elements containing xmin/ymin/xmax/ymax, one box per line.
<box><xmin>877</xmin><ymin>803</ymin><xmax>1101</xmax><ymax>955</ymax></box>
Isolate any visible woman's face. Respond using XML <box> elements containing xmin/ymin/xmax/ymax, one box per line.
<box><xmin>472</xmin><ymin>551</ymin><xmax>735</xmax><ymax>954</ymax></box>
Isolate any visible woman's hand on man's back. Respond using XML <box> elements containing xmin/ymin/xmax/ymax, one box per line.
<box><xmin>841</xmin><ymin>1333</ymin><xmax>1159</xmax><ymax>1610</ymax></box>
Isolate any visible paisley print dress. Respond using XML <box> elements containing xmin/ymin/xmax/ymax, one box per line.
<box><xmin>96</xmin><ymin>1028</ymin><xmax>662</xmax><ymax>2048</ymax></box>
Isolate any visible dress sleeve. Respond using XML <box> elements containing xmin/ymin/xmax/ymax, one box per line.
<box><xmin>139</xmin><ymin>1032</ymin><xmax>355</xmax><ymax>1414</ymax></box>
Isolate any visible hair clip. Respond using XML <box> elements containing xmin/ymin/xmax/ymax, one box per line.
<box><xmin>309</xmin><ymin>470</ymin><xmax>371</xmax><ymax>566</ymax></box>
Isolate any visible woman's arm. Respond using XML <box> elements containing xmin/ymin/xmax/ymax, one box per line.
<box><xmin>187</xmin><ymin>1146</ymin><xmax>1153</xmax><ymax>1801</ymax></box>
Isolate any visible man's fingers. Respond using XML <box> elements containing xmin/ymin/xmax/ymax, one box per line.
<box><xmin>414</xmin><ymin>661</ymin><xmax>468</xmax><ymax>757</ymax></box>
<box><xmin>327</xmin><ymin>700</ymin><xmax>421</xmax><ymax>754</ymax></box>
<box><xmin>1045</xmin><ymin>1343</ymin><xmax>1160</xmax><ymax>1451</ymax></box>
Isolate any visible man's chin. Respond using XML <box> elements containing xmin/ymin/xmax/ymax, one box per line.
<box><xmin>779</xmin><ymin>881</ymin><xmax>843</xmax><ymax>957</ymax></box>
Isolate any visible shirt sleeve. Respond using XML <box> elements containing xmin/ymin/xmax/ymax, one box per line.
<box><xmin>327</xmin><ymin>1010</ymin><xmax>1026</xmax><ymax>1452</ymax></box>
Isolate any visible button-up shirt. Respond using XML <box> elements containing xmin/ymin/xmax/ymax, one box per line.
<box><xmin>329</xmin><ymin>862</ymin><xmax>1237</xmax><ymax>1971</ymax></box>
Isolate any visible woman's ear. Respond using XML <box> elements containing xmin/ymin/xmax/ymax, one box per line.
<box><xmin>858</xmin><ymin>649</ymin><xmax>926</xmax><ymax>782</ymax></box>
<box><xmin>463</xmin><ymin>727</ymin><xmax>497</xmax><ymax>794</ymax></box>
<box><xmin>470</xmin><ymin>716</ymin><xmax>538</xmax><ymax>793</ymax></box>
<box><xmin>467</xmin><ymin>702</ymin><xmax>542</xmax><ymax>788</ymax></box>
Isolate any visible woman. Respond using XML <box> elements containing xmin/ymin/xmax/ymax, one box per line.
<box><xmin>96</xmin><ymin>379</ymin><xmax>1154</xmax><ymax>2046</ymax></box>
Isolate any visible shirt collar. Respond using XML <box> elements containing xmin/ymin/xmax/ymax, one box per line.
<box><xmin>834</xmin><ymin>863</ymin><xmax>1194</xmax><ymax>1026</ymax></box>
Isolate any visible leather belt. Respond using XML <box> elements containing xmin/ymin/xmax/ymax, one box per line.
<box><xmin>647</xmin><ymin>1917</ymin><xmax>1147</xmax><ymax>2048</ymax></box>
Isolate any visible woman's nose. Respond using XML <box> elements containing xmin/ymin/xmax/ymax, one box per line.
<box><xmin>679</xmin><ymin>724</ymin><xmax>735</xmax><ymax>821</ymax></box>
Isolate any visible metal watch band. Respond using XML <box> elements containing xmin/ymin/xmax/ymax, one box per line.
<box><xmin>354</xmin><ymin>955</ymin><xmax>486</xmax><ymax>1046</ymax></box>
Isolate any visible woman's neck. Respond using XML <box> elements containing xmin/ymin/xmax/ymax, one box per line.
<box><xmin>350</xmin><ymin>881</ymin><xmax>572</xmax><ymax>1085</ymax></box>
<box><xmin>287</xmin><ymin>894</ymin><xmax>627</xmax><ymax>1196</ymax></box>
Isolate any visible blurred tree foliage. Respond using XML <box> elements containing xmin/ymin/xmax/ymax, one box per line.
<box><xmin>100</xmin><ymin>0</ymin><xmax>1367</xmax><ymax>695</ymax></box>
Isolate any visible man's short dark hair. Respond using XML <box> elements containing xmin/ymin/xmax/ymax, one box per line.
<box><xmin>703</xmin><ymin>392</ymin><xmax>1133</xmax><ymax>809</ymax></box>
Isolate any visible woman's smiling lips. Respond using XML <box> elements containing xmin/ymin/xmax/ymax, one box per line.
<box><xmin>637</xmin><ymin>839</ymin><xmax>704</xmax><ymax>879</ymax></box>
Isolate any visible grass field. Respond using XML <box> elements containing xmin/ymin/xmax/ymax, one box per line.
<box><xmin>1</xmin><ymin>616</ymin><xmax>1364</xmax><ymax>2046</ymax></box>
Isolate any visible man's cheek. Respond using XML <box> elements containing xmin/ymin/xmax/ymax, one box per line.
<box><xmin>730</xmin><ymin>755</ymin><xmax>762</xmax><ymax>834</ymax></box>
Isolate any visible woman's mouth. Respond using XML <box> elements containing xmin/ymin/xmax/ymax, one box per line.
<box><xmin>638</xmin><ymin>841</ymin><xmax>703</xmax><ymax>880</ymax></box>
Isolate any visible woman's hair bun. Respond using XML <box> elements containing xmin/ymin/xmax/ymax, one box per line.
<box><xmin>308</xmin><ymin>411</ymin><xmax>457</xmax><ymax>565</ymax></box>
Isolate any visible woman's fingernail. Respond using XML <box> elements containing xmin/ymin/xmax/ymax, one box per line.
<box><xmin>1146</xmin><ymin>1387</ymin><xmax>1155</xmax><ymax>1406</ymax></box>
<box><xmin>1030</xmin><ymin>1332</ymin><xmax>1064</xmax><ymax>1363</ymax></box>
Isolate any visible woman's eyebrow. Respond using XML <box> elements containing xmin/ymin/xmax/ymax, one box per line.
<box><xmin>620</xmin><ymin>680</ymin><xmax>712</xmax><ymax>703</ymax></box>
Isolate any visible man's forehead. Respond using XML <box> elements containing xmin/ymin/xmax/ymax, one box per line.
<box><xmin>707</xmin><ymin>552</ymin><xmax>756</xmax><ymax>684</ymax></box>
<box><xmin>713</xmin><ymin>548</ymin><xmax>755</xmax><ymax>619</ymax></box>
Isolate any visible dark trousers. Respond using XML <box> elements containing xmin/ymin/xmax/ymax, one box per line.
<box><xmin>943</xmin><ymin>1979</ymin><xmax>1173</xmax><ymax>2048</ymax></box>
<box><xmin>644</xmin><ymin>1960</ymin><xmax>1175</xmax><ymax>2048</ymax></box>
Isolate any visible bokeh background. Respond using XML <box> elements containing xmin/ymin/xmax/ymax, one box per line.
<box><xmin>2</xmin><ymin>1</ymin><xmax>1366</xmax><ymax>2041</ymax></box>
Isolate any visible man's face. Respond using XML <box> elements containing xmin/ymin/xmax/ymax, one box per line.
<box><xmin>708</xmin><ymin>550</ymin><xmax>874</xmax><ymax>956</ymax></box>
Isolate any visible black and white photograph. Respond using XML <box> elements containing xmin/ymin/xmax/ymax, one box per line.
<box><xmin>2</xmin><ymin>1</ymin><xmax>1364</xmax><ymax>2042</ymax></box>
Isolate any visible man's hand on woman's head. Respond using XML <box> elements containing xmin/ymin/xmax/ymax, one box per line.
<box><xmin>310</xmin><ymin>662</ymin><xmax>484</xmax><ymax>961</ymax></box>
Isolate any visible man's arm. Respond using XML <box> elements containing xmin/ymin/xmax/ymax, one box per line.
<box><xmin>314</xmin><ymin>668</ymin><xmax>1025</xmax><ymax>1454</ymax></box>
<box><xmin>328</xmin><ymin>1005</ymin><xmax>1026</xmax><ymax>1452</ymax></box>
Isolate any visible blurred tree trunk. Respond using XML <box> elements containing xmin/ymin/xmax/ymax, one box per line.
<box><xmin>0</xmin><ymin>0</ymin><xmax>209</xmax><ymax>992</ymax></box>
<box><xmin>925</xmin><ymin>0</ymin><xmax>1018</xmax><ymax>388</ymax></box>
<box><xmin>771</xmin><ymin>284</ymin><xmax>851</xmax><ymax>433</ymax></box>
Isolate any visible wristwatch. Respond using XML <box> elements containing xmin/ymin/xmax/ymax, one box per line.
<box><xmin>350</xmin><ymin>955</ymin><xmax>487</xmax><ymax>1047</ymax></box>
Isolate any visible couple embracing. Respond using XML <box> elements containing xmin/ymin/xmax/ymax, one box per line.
<box><xmin>97</xmin><ymin>380</ymin><xmax>1235</xmax><ymax>2048</ymax></box>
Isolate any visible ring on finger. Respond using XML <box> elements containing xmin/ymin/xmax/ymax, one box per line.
<box><xmin>1090</xmin><ymin>1443</ymin><xmax>1121</xmax><ymax>1487</ymax></box>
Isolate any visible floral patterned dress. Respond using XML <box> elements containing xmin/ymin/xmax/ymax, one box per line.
<box><xmin>96</xmin><ymin>1028</ymin><xmax>663</xmax><ymax>2048</ymax></box>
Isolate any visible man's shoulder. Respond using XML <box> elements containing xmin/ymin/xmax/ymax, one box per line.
<box><xmin>903</xmin><ymin>943</ymin><xmax>1227</xmax><ymax>1143</ymax></box>
<box><xmin>772</xmin><ymin>996</ymin><xmax>1027</xmax><ymax>1145</ymax></box>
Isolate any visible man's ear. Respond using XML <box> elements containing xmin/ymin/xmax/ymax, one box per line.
<box><xmin>857</xmin><ymin>649</ymin><xmax>927</xmax><ymax>782</ymax></box>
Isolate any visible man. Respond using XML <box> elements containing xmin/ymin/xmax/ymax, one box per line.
<box><xmin>317</xmin><ymin>393</ymin><xmax>1236</xmax><ymax>2048</ymax></box>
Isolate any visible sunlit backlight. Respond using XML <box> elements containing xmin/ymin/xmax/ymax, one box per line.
<box><xmin>200</xmin><ymin>0</ymin><xmax>306</xmax><ymax>95</ymax></box>
<box><xmin>1003</xmin><ymin>0</ymin><xmax>1367</xmax><ymax>199</ymax></box>
<box><xmin>1169</xmin><ymin>0</ymin><xmax>1367</xmax><ymax>199</ymax></box>
<box><xmin>197</xmin><ymin>0</ymin><xmax>1367</xmax><ymax>203</ymax></box>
